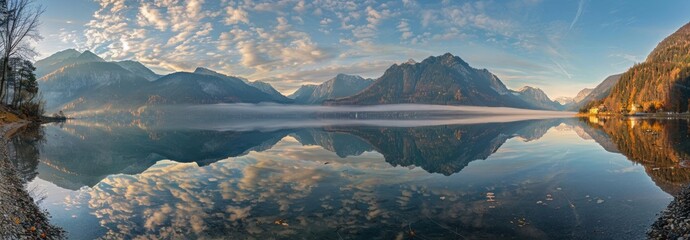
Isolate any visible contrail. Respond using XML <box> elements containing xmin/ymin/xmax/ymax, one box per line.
<box><xmin>552</xmin><ymin>59</ymin><xmax>572</xmax><ymax>80</ymax></box>
<box><xmin>569</xmin><ymin>0</ymin><xmax>585</xmax><ymax>30</ymax></box>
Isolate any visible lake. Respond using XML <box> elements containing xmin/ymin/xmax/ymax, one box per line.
<box><xmin>7</xmin><ymin>116</ymin><xmax>690</xmax><ymax>239</ymax></box>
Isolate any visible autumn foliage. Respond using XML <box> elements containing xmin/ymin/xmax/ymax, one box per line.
<box><xmin>602</xmin><ymin>22</ymin><xmax>690</xmax><ymax>113</ymax></box>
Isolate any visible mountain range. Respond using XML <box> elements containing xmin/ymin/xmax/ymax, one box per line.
<box><xmin>289</xmin><ymin>74</ymin><xmax>373</xmax><ymax>104</ymax></box>
<box><xmin>33</xmin><ymin>21</ymin><xmax>690</xmax><ymax>115</ymax></box>
<box><xmin>36</xmin><ymin>50</ymin><xmax>292</xmax><ymax>112</ymax></box>
<box><xmin>324</xmin><ymin>53</ymin><xmax>570</xmax><ymax>110</ymax></box>
<box><xmin>570</xmin><ymin>74</ymin><xmax>622</xmax><ymax>111</ymax></box>
<box><xmin>555</xmin><ymin>89</ymin><xmax>592</xmax><ymax>106</ymax></box>
<box><xmin>326</xmin><ymin>53</ymin><xmax>526</xmax><ymax>107</ymax></box>
<box><xmin>513</xmin><ymin>86</ymin><xmax>561</xmax><ymax>111</ymax></box>
<box><xmin>36</xmin><ymin>50</ymin><xmax>613</xmax><ymax>114</ymax></box>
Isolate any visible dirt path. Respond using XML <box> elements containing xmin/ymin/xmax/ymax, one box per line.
<box><xmin>0</xmin><ymin>123</ymin><xmax>64</xmax><ymax>239</ymax></box>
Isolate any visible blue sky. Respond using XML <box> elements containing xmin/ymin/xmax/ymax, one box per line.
<box><xmin>35</xmin><ymin>0</ymin><xmax>690</xmax><ymax>98</ymax></box>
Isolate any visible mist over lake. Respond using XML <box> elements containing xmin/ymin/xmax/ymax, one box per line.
<box><xmin>149</xmin><ymin>104</ymin><xmax>575</xmax><ymax>131</ymax></box>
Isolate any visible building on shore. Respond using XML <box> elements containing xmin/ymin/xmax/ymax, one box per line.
<box><xmin>589</xmin><ymin>104</ymin><xmax>607</xmax><ymax>115</ymax></box>
<box><xmin>630</xmin><ymin>104</ymin><xmax>643</xmax><ymax>114</ymax></box>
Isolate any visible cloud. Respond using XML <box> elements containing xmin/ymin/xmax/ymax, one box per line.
<box><xmin>293</xmin><ymin>0</ymin><xmax>306</xmax><ymax>12</ymax></box>
<box><xmin>397</xmin><ymin>19</ymin><xmax>412</xmax><ymax>40</ymax></box>
<box><xmin>137</xmin><ymin>4</ymin><xmax>168</xmax><ymax>31</ymax></box>
<box><xmin>569</xmin><ymin>0</ymin><xmax>586</xmax><ymax>31</ymax></box>
<box><xmin>224</xmin><ymin>6</ymin><xmax>249</xmax><ymax>25</ymax></box>
<box><xmin>365</xmin><ymin>6</ymin><xmax>383</xmax><ymax>26</ymax></box>
<box><xmin>320</xmin><ymin>18</ymin><xmax>332</xmax><ymax>25</ymax></box>
<box><xmin>551</xmin><ymin>59</ymin><xmax>572</xmax><ymax>79</ymax></box>
<box><xmin>66</xmin><ymin>0</ymin><xmax>587</xmax><ymax>97</ymax></box>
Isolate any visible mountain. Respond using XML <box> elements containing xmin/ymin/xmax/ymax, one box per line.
<box><xmin>554</xmin><ymin>88</ymin><xmax>592</xmax><ymax>109</ymax></box>
<box><xmin>76</xmin><ymin>50</ymin><xmax>105</xmax><ymax>63</ymax></box>
<box><xmin>233</xmin><ymin>75</ymin><xmax>289</xmax><ymax>101</ymax></box>
<box><xmin>57</xmin><ymin>70</ymin><xmax>292</xmax><ymax>111</ymax></box>
<box><xmin>290</xmin><ymin>129</ymin><xmax>373</xmax><ymax>157</ymax></box>
<box><xmin>288</xmin><ymin>85</ymin><xmax>316</xmax><ymax>103</ymax></box>
<box><xmin>34</xmin><ymin>49</ymin><xmax>80</xmax><ymax>70</ymax></box>
<box><xmin>35</xmin><ymin>49</ymin><xmax>105</xmax><ymax>78</ymax></box>
<box><xmin>133</xmin><ymin>71</ymin><xmax>290</xmax><ymax>105</ymax></box>
<box><xmin>601</xmin><ymin>22</ymin><xmax>690</xmax><ymax>113</ymax></box>
<box><xmin>36</xmin><ymin>50</ymin><xmax>292</xmax><ymax>112</ymax></box>
<box><xmin>554</xmin><ymin>97</ymin><xmax>574</xmax><ymax>105</ymax></box>
<box><xmin>39</xmin><ymin>61</ymin><xmax>149</xmax><ymax>110</ymax></box>
<box><xmin>573</xmin><ymin>88</ymin><xmax>593</xmax><ymax>103</ymax></box>
<box><xmin>570</xmin><ymin>74</ymin><xmax>622</xmax><ymax>111</ymax></box>
<box><xmin>325</xmin><ymin>53</ymin><xmax>542</xmax><ymax>109</ymax></box>
<box><xmin>115</xmin><ymin>60</ymin><xmax>161</xmax><ymax>81</ymax></box>
<box><xmin>193</xmin><ymin>67</ymin><xmax>292</xmax><ymax>103</ymax></box>
<box><xmin>36</xmin><ymin>50</ymin><xmax>159</xmax><ymax>111</ymax></box>
<box><xmin>289</xmin><ymin>74</ymin><xmax>374</xmax><ymax>104</ymax></box>
<box><xmin>247</xmin><ymin>81</ymin><xmax>285</xmax><ymax>100</ymax></box>
<box><xmin>512</xmin><ymin>86</ymin><xmax>560</xmax><ymax>110</ymax></box>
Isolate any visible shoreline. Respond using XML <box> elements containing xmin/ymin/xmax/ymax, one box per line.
<box><xmin>0</xmin><ymin>122</ymin><xmax>64</xmax><ymax>239</ymax></box>
<box><xmin>649</xmin><ymin>186</ymin><xmax>690</xmax><ymax>239</ymax></box>
<box><xmin>577</xmin><ymin>112</ymin><xmax>690</xmax><ymax>118</ymax></box>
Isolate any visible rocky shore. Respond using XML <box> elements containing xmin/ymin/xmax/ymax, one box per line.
<box><xmin>0</xmin><ymin>123</ymin><xmax>63</xmax><ymax>239</ymax></box>
<box><xmin>649</xmin><ymin>186</ymin><xmax>690</xmax><ymax>239</ymax></box>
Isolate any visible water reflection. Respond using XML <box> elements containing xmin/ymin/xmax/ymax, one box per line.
<box><xmin>2</xmin><ymin>125</ymin><xmax>63</xmax><ymax>238</ymax></box>
<box><xmin>38</xmin><ymin>120</ymin><xmax>291</xmax><ymax>190</ymax></box>
<box><xmin>581</xmin><ymin>117</ymin><xmax>690</xmax><ymax>195</ymax></box>
<box><xmin>12</xmin><ymin>117</ymin><xmax>690</xmax><ymax>239</ymax></box>
<box><xmin>328</xmin><ymin>120</ymin><xmax>563</xmax><ymax>175</ymax></box>
<box><xmin>35</xmin><ymin>119</ymin><xmax>569</xmax><ymax>189</ymax></box>
<box><xmin>7</xmin><ymin>124</ymin><xmax>44</xmax><ymax>183</ymax></box>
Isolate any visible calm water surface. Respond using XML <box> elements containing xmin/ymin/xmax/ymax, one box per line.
<box><xmin>9</xmin><ymin>117</ymin><xmax>690</xmax><ymax>239</ymax></box>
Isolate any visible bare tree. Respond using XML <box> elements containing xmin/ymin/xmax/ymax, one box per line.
<box><xmin>0</xmin><ymin>0</ymin><xmax>43</xmax><ymax>105</ymax></box>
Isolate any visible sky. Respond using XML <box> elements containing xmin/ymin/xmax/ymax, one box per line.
<box><xmin>34</xmin><ymin>0</ymin><xmax>690</xmax><ymax>98</ymax></box>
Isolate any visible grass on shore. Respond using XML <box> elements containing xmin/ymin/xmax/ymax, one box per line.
<box><xmin>0</xmin><ymin>110</ymin><xmax>21</xmax><ymax>124</ymax></box>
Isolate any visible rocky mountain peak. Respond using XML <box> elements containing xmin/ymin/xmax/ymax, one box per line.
<box><xmin>555</xmin><ymin>97</ymin><xmax>575</xmax><ymax>105</ymax></box>
<box><xmin>573</xmin><ymin>88</ymin><xmax>593</xmax><ymax>102</ymax></box>
<box><xmin>193</xmin><ymin>67</ymin><xmax>221</xmax><ymax>75</ymax></box>
<box><xmin>77</xmin><ymin>50</ymin><xmax>105</xmax><ymax>62</ymax></box>
<box><xmin>518</xmin><ymin>86</ymin><xmax>540</xmax><ymax>92</ymax></box>
<box><xmin>50</xmin><ymin>49</ymin><xmax>81</xmax><ymax>59</ymax></box>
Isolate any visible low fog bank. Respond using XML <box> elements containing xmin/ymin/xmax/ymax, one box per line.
<box><xmin>162</xmin><ymin>116</ymin><xmax>570</xmax><ymax>131</ymax></box>
<box><xmin>151</xmin><ymin>103</ymin><xmax>575</xmax><ymax>131</ymax></box>
<box><xmin>162</xmin><ymin>103</ymin><xmax>574</xmax><ymax>116</ymax></box>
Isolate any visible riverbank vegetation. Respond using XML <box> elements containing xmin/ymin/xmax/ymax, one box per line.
<box><xmin>0</xmin><ymin>0</ymin><xmax>47</xmax><ymax>124</ymax></box>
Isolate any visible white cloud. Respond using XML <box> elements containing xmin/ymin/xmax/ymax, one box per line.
<box><xmin>365</xmin><ymin>6</ymin><xmax>383</xmax><ymax>26</ymax></box>
<box><xmin>224</xmin><ymin>6</ymin><xmax>249</xmax><ymax>25</ymax></box>
<box><xmin>397</xmin><ymin>19</ymin><xmax>412</xmax><ymax>40</ymax></box>
<box><xmin>293</xmin><ymin>0</ymin><xmax>306</xmax><ymax>13</ymax></box>
<box><xmin>137</xmin><ymin>3</ymin><xmax>168</xmax><ymax>31</ymax></box>
<box><xmin>67</xmin><ymin>0</ymin><xmax>581</xmax><ymax>96</ymax></box>
<box><xmin>320</xmin><ymin>18</ymin><xmax>332</xmax><ymax>25</ymax></box>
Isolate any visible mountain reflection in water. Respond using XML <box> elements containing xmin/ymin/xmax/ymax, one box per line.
<box><xmin>12</xmin><ymin>117</ymin><xmax>690</xmax><ymax>239</ymax></box>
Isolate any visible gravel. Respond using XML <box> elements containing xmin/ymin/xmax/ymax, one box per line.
<box><xmin>649</xmin><ymin>186</ymin><xmax>690</xmax><ymax>239</ymax></box>
<box><xmin>0</xmin><ymin>123</ymin><xmax>64</xmax><ymax>239</ymax></box>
